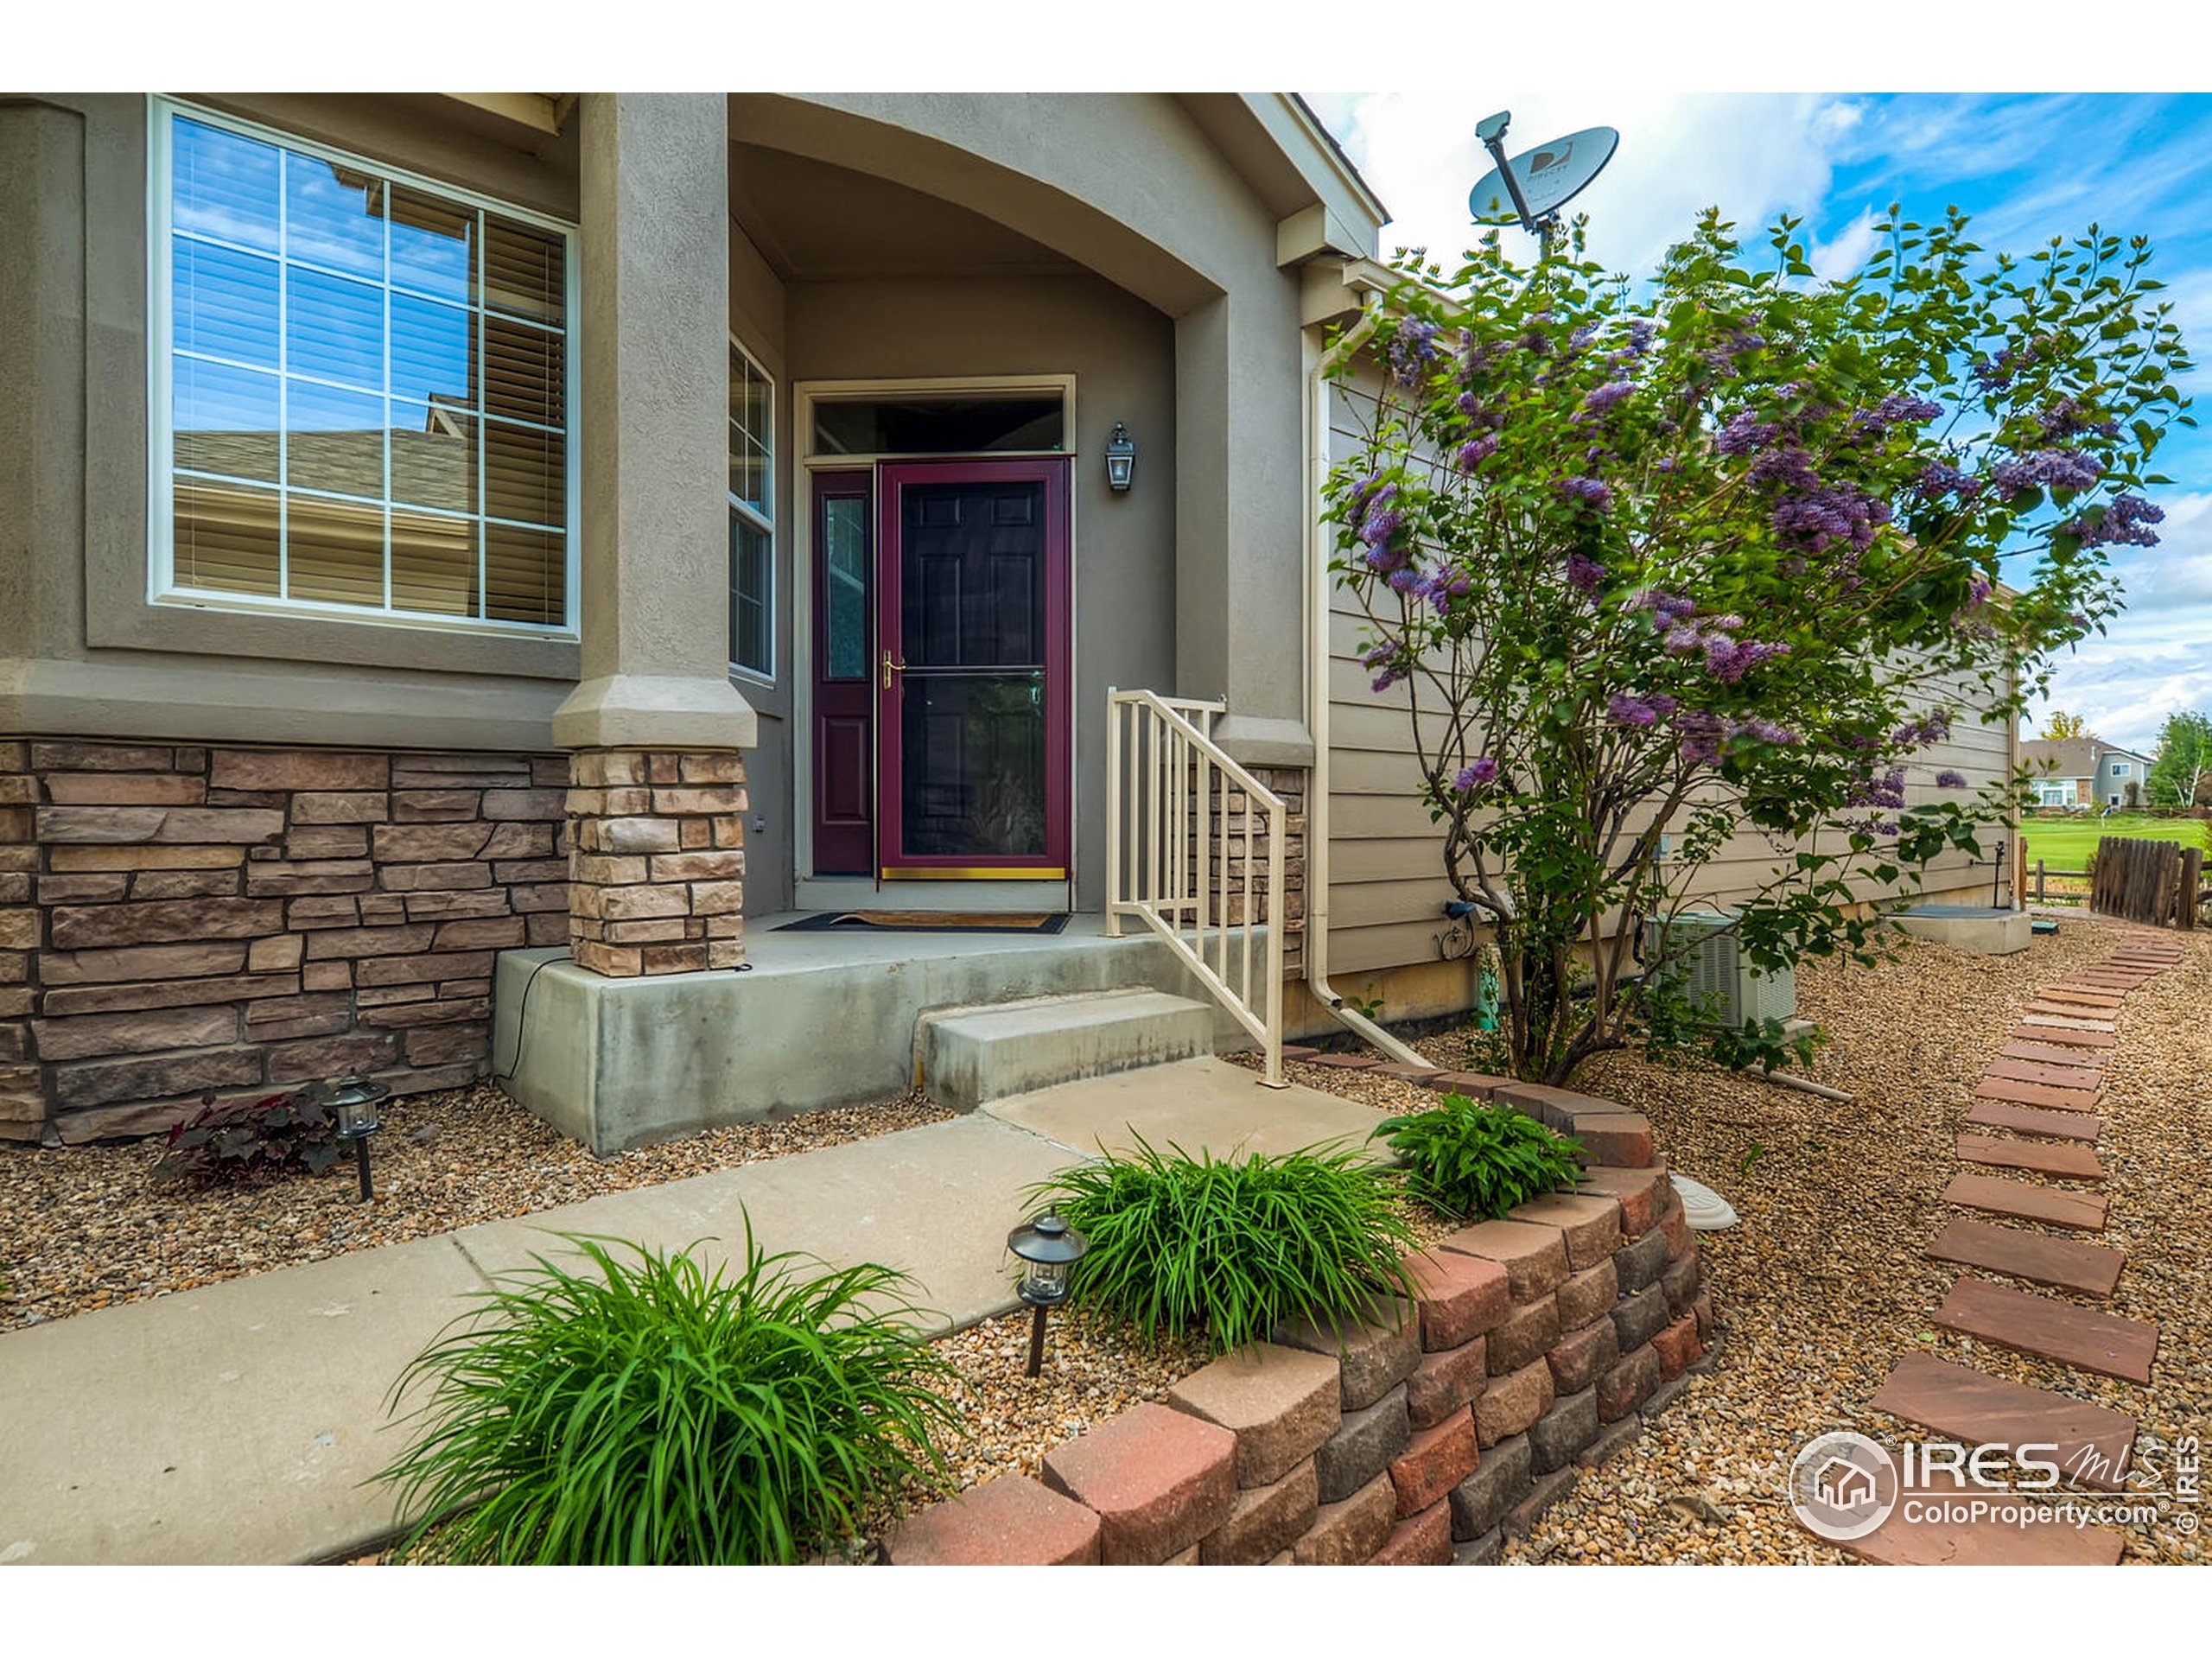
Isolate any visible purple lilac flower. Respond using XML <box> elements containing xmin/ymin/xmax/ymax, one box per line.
<box><xmin>1565</xmin><ymin>552</ymin><xmax>1606</xmax><ymax>594</ymax></box>
<box><xmin>1913</xmin><ymin>459</ymin><xmax>1985</xmax><ymax>502</ymax></box>
<box><xmin>1568</xmin><ymin>322</ymin><xmax>1602</xmax><ymax>353</ymax></box>
<box><xmin>1360</xmin><ymin>644</ymin><xmax>1394</xmax><ymax>670</ymax></box>
<box><xmin>1935</xmin><ymin>770</ymin><xmax>1968</xmax><ymax>789</ymax></box>
<box><xmin>1970</xmin><ymin>346</ymin><xmax>2032</xmax><ymax>394</ymax></box>
<box><xmin>1890</xmin><ymin>711</ymin><xmax>1952</xmax><ymax>748</ymax></box>
<box><xmin>1729</xmin><ymin>717</ymin><xmax>1798</xmax><ymax>746</ymax></box>
<box><xmin>1847</xmin><ymin>766</ymin><xmax>1910</xmax><ymax>810</ymax></box>
<box><xmin>1556</xmin><ymin>475</ymin><xmax>1613</xmax><ymax>510</ymax></box>
<box><xmin>1748</xmin><ymin>447</ymin><xmax>1820</xmax><ymax>493</ymax></box>
<box><xmin>1703</xmin><ymin>639</ymin><xmax>1789</xmax><ymax>683</ymax></box>
<box><xmin>1607</xmin><ymin>693</ymin><xmax>1662</xmax><ymax>728</ymax></box>
<box><xmin>1386</xmin><ymin>567</ymin><xmax>1421</xmax><ymax>594</ymax></box>
<box><xmin>1672</xmin><ymin>709</ymin><xmax>1726</xmax><ymax>766</ymax></box>
<box><xmin>2062</xmin><ymin>493</ymin><xmax>2164</xmax><ymax>549</ymax></box>
<box><xmin>1457</xmin><ymin>434</ymin><xmax>1501</xmax><ymax>472</ymax></box>
<box><xmin>1390</xmin><ymin>318</ymin><xmax>1441</xmax><ymax>384</ymax></box>
<box><xmin>1770</xmin><ymin>484</ymin><xmax>1891</xmax><ymax>556</ymax></box>
<box><xmin>1714</xmin><ymin>410</ymin><xmax>1778</xmax><ymax>455</ymax></box>
<box><xmin>1628</xmin><ymin>319</ymin><xmax>1656</xmax><ymax>354</ymax></box>
<box><xmin>2036</xmin><ymin>397</ymin><xmax>2118</xmax><ymax>442</ymax></box>
<box><xmin>1577</xmin><ymin>379</ymin><xmax>1636</xmax><ymax>422</ymax></box>
<box><xmin>1631</xmin><ymin>588</ymin><xmax>1698</xmax><ymax>628</ymax></box>
<box><xmin>1989</xmin><ymin>448</ymin><xmax>2101</xmax><ymax>499</ymax></box>
<box><xmin>1453</xmin><ymin>758</ymin><xmax>1500</xmax><ymax>792</ymax></box>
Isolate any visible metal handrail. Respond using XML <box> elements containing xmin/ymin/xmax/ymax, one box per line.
<box><xmin>1103</xmin><ymin>688</ymin><xmax>1287</xmax><ymax>1086</ymax></box>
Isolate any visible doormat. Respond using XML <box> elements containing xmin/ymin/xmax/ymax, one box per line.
<box><xmin>776</xmin><ymin>910</ymin><xmax>1071</xmax><ymax>935</ymax></box>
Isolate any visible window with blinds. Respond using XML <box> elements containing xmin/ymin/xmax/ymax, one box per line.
<box><xmin>156</xmin><ymin>103</ymin><xmax>575</xmax><ymax>631</ymax></box>
<box><xmin>728</xmin><ymin>340</ymin><xmax>774</xmax><ymax>679</ymax></box>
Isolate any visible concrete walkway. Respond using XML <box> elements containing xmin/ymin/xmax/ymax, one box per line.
<box><xmin>0</xmin><ymin>1058</ymin><xmax>1381</xmax><ymax>1565</ymax></box>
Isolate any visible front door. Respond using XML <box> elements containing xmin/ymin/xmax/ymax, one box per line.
<box><xmin>874</xmin><ymin>458</ymin><xmax>1071</xmax><ymax>880</ymax></box>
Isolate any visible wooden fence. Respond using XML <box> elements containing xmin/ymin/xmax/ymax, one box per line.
<box><xmin>2088</xmin><ymin>836</ymin><xmax>2205</xmax><ymax>930</ymax></box>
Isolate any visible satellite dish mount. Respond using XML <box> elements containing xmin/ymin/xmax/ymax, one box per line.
<box><xmin>1468</xmin><ymin>111</ymin><xmax>1619</xmax><ymax>258</ymax></box>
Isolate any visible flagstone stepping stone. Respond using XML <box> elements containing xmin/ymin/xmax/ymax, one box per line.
<box><xmin>1996</xmin><ymin>1041</ymin><xmax>2104</xmax><ymax>1071</ymax></box>
<box><xmin>1933</xmin><ymin>1277</ymin><xmax>2158</xmax><ymax>1385</ymax></box>
<box><xmin>1925</xmin><ymin>1219</ymin><xmax>2126</xmax><ymax>1297</ymax></box>
<box><xmin>2019</xmin><ymin>1007</ymin><xmax>2119</xmax><ymax>1030</ymax></box>
<box><xmin>2035</xmin><ymin>988</ymin><xmax>2126</xmax><ymax>1008</ymax></box>
<box><xmin>2007</xmin><ymin>1023</ymin><xmax>2116</xmax><ymax>1049</ymax></box>
<box><xmin>1942</xmin><ymin>1172</ymin><xmax>2107</xmax><ymax>1231</ymax></box>
<box><xmin>1973</xmin><ymin>1076</ymin><xmax>2101</xmax><ymax>1112</ymax></box>
<box><xmin>1986</xmin><ymin>1058</ymin><xmax>2107</xmax><ymax>1090</ymax></box>
<box><xmin>1955</xmin><ymin>1133</ymin><xmax>2104</xmax><ymax>1180</ymax></box>
<box><xmin>1870</xmin><ymin>1353</ymin><xmax>2136</xmax><ymax>1492</ymax></box>
<box><xmin>1963</xmin><ymin>1100</ymin><xmax>2102</xmax><ymax>1142</ymax></box>
<box><xmin>1842</xmin><ymin>1484</ymin><xmax>2126</xmax><ymax>1566</ymax></box>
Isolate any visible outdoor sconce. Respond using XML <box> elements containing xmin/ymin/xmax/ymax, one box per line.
<box><xmin>327</xmin><ymin>1073</ymin><xmax>389</xmax><ymax>1203</ymax></box>
<box><xmin>1007</xmin><ymin>1209</ymin><xmax>1090</xmax><ymax>1377</ymax></box>
<box><xmin>1104</xmin><ymin>423</ymin><xmax>1137</xmax><ymax>493</ymax></box>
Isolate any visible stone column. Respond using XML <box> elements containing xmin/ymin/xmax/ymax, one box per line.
<box><xmin>553</xmin><ymin>94</ymin><xmax>754</xmax><ymax>977</ymax></box>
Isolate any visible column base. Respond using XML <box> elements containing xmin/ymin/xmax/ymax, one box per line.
<box><xmin>568</xmin><ymin>748</ymin><xmax>747</xmax><ymax>977</ymax></box>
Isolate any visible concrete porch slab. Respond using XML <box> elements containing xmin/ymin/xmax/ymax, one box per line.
<box><xmin>1892</xmin><ymin>906</ymin><xmax>2032</xmax><ymax>955</ymax></box>
<box><xmin>492</xmin><ymin>915</ymin><xmax>1270</xmax><ymax>1153</ymax></box>
<box><xmin>982</xmin><ymin>1056</ymin><xmax>1393</xmax><ymax>1163</ymax></box>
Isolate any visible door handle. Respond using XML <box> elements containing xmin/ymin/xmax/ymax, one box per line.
<box><xmin>880</xmin><ymin>649</ymin><xmax>907</xmax><ymax>690</ymax></box>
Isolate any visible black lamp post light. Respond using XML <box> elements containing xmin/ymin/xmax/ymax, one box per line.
<box><xmin>1007</xmin><ymin>1209</ymin><xmax>1089</xmax><ymax>1377</ymax></box>
<box><xmin>327</xmin><ymin>1072</ymin><xmax>389</xmax><ymax>1203</ymax></box>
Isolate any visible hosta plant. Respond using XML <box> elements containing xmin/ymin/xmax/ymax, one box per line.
<box><xmin>1030</xmin><ymin>1135</ymin><xmax>1418</xmax><ymax>1353</ymax></box>
<box><xmin>1373</xmin><ymin>1094</ymin><xmax>1586</xmax><ymax>1221</ymax></box>
<box><xmin>154</xmin><ymin>1083</ymin><xmax>341</xmax><ymax>1182</ymax></box>
<box><xmin>375</xmin><ymin>1230</ymin><xmax>960</xmax><ymax>1565</ymax></box>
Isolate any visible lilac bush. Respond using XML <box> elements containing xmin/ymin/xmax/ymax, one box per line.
<box><xmin>1327</xmin><ymin>208</ymin><xmax>2191</xmax><ymax>1083</ymax></box>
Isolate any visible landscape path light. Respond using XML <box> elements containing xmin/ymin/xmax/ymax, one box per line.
<box><xmin>327</xmin><ymin>1073</ymin><xmax>389</xmax><ymax>1204</ymax></box>
<box><xmin>1007</xmin><ymin>1209</ymin><xmax>1089</xmax><ymax>1377</ymax></box>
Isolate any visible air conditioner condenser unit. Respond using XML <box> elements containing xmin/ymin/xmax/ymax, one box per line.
<box><xmin>1642</xmin><ymin>911</ymin><xmax>1796</xmax><ymax>1029</ymax></box>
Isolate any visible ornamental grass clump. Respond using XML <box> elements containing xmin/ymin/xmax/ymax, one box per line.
<box><xmin>1374</xmin><ymin>1094</ymin><xmax>1586</xmax><ymax>1222</ymax></box>
<box><xmin>1032</xmin><ymin>1135</ymin><xmax>1418</xmax><ymax>1353</ymax></box>
<box><xmin>374</xmin><ymin>1231</ymin><xmax>960</xmax><ymax>1565</ymax></box>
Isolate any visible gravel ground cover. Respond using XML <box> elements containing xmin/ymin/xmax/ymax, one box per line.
<box><xmin>0</xmin><ymin>1081</ymin><xmax>956</xmax><ymax>1332</ymax></box>
<box><xmin>1281</xmin><ymin>917</ymin><xmax>2209</xmax><ymax>1564</ymax></box>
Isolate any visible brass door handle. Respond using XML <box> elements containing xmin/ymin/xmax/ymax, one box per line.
<box><xmin>880</xmin><ymin>649</ymin><xmax>907</xmax><ymax>690</ymax></box>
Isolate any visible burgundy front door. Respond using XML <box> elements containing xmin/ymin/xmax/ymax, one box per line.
<box><xmin>810</xmin><ymin>470</ymin><xmax>874</xmax><ymax>874</ymax></box>
<box><xmin>875</xmin><ymin>458</ymin><xmax>1071</xmax><ymax>880</ymax></box>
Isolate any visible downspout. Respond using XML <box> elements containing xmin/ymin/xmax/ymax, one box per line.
<box><xmin>1300</xmin><ymin>290</ymin><xmax>1434</xmax><ymax>1070</ymax></box>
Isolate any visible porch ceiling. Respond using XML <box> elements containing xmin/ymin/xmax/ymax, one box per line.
<box><xmin>730</xmin><ymin>142</ymin><xmax>1086</xmax><ymax>283</ymax></box>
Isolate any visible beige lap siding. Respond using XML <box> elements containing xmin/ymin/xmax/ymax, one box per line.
<box><xmin>0</xmin><ymin>738</ymin><xmax>569</xmax><ymax>1145</ymax></box>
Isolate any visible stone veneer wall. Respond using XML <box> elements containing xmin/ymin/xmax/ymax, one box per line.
<box><xmin>0</xmin><ymin>738</ymin><xmax>569</xmax><ymax>1145</ymax></box>
<box><xmin>566</xmin><ymin>749</ymin><xmax>747</xmax><ymax>977</ymax></box>
<box><xmin>886</xmin><ymin>1082</ymin><xmax>1712</xmax><ymax>1567</ymax></box>
<box><xmin>1192</xmin><ymin>764</ymin><xmax>1306</xmax><ymax>978</ymax></box>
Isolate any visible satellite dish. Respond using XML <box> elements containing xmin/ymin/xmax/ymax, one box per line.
<box><xmin>1467</xmin><ymin>112</ymin><xmax>1619</xmax><ymax>243</ymax></box>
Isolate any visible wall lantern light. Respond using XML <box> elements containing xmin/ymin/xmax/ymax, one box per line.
<box><xmin>327</xmin><ymin>1072</ymin><xmax>390</xmax><ymax>1203</ymax></box>
<box><xmin>1007</xmin><ymin>1209</ymin><xmax>1090</xmax><ymax>1376</ymax></box>
<box><xmin>1104</xmin><ymin>423</ymin><xmax>1137</xmax><ymax>493</ymax></box>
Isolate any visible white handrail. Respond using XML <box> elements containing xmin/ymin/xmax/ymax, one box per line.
<box><xmin>1104</xmin><ymin>688</ymin><xmax>1287</xmax><ymax>1087</ymax></box>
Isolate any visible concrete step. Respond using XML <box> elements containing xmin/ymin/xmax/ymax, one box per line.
<box><xmin>919</xmin><ymin>988</ymin><xmax>1218</xmax><ymax>1109</ymax></box>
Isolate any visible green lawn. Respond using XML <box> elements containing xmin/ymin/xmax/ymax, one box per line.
<box><xmin>2019</xmin><ymin>813</ymin><xmax>2212</xmax><ymax>872</ymax></box>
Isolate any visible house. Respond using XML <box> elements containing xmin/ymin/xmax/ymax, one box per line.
<box><xmin>0</xmin><ymin>92</ymin><xmax>2023</xmax><ymax>1152</ymax></box>
<box><xmin>2020</xmin><ymin>736</ymin><xmax>2155</xmax><ymax>808</ymax></box>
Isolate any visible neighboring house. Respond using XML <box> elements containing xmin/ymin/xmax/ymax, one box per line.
<box><xmin>2021</xmin><ymin>736</ymin><xmax>2155</xmax><ymax>808</ymax></box>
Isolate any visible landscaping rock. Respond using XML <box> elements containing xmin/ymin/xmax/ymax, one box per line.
<box><xmin>1313</xmin><ymin>1383</ymin><xmax>1411</xmax><ymax>1503</ymax></box>
<box><xmin>1528</xmin><ymin>1386</ymin><xmax>1600</xmax><ymax>1473</ymax></box>
<box><xmin>1200</xmin><ymin>1459</ymin><xmax>1319</xmax><ymax>1565</ymax></box>
<box><xmin>1290</xmin><ymin>1470</ymin><xmax>1397</xmax><ymax>1566</ymax></box>
<box><xmin>1448</xmin><ymin>1431</ymin><xmax>1533</xmax><ymax>1539</ymax></box>
<box><xmin>1577</xmin><ymin>1414</ymin><xmax>1643</xmax><ymax>1470</ymax></box>
<box><xmin>1597</xmin><ymin>1344</ymin><xmax>1661</xmax><ymax>1424</ymax></box>
<box><xmin>1040</xmin><ymin>1402</ymin><xmax>1236</xmax><ymax>1565</ymax></box>
<box><xmin>1405</xmin><ymin>1337</ymin><xmax>1488</xmax><ymax>1430</ymax></box>
<box><xmin>1486</xmin><ymin>1293</ymin><xmax>1561</xmax><ymax>1376</ymax></box>
<box><xmin>1613</xmin><ymin>1227</ymin><xmax>1669</xmax><ymax>1294</ymax></box>
<box><xmin>884</xmin><ymin>1474</ymin><xmax>1102</xmax><ymax>1566</ymax></box>
<box><xmin>1273</xmin><ymin>1297</ymin><xmax>1421</xmax><ymax>1411</ymax></box>
<box><xmin>1644</xmin><ymin>1375</ymin><xmax>1690</xmax><ymax>1419</ymax></box>
<box><xmin>1554</xmin><ymin>1259</ymin><xmax>1618</xmax><ymax>1332</ymax></box>
<box><xmin>1167</xmin><ymin>1342</ymin><xmax>1341</xmax><ymax>1488</ymax></box>
<box><xmin>1400</xmin><ymin>1249</ymin><xmax>1513</xmax><ymax>1351</ymax></box>
<box><xmin>1389</xmin><ymin>1407</ymin><xmax>1480</xmax><ymax>1516</ymax></box>
<box><xmin>1547</xmin><ymin>1317</ymin><xmax>1620</xmax><ymax>1395</ymax></box>
<box><xmin>1436</xmin><ymin>1217</ymin><xmax>1569</xmax><ymax>1301</ymax></box>
<box><xmin>1369</xmin><ymin>1498</ymin><xmax>1454</xmax><ymax>1565</ymax></box>
<box><xmin>1473</xmin><ymin>1357</ymin><xmax>1554</xmax><ymax>1448</ymax></box>
<box><xmin>1506</xmin><ymin>1192</ymin><xmax>1622</xmax><ymax>1269</ymax></box>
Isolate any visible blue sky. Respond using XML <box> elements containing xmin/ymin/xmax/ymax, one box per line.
<box><xmin>1306</xmin><ymin>92</ymin><xmax>2212</xmax><ymax>755</ymax></box>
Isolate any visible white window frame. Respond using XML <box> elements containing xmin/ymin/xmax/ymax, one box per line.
<box><xmin>728</xmin><ymin>335</ymin><xmax>775</xmax><ymax>684</ymax></box>
<box><xmin>145</xmin><ymin>95</ymin><xmax>581</xmax><ymax>640</ymax></box>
